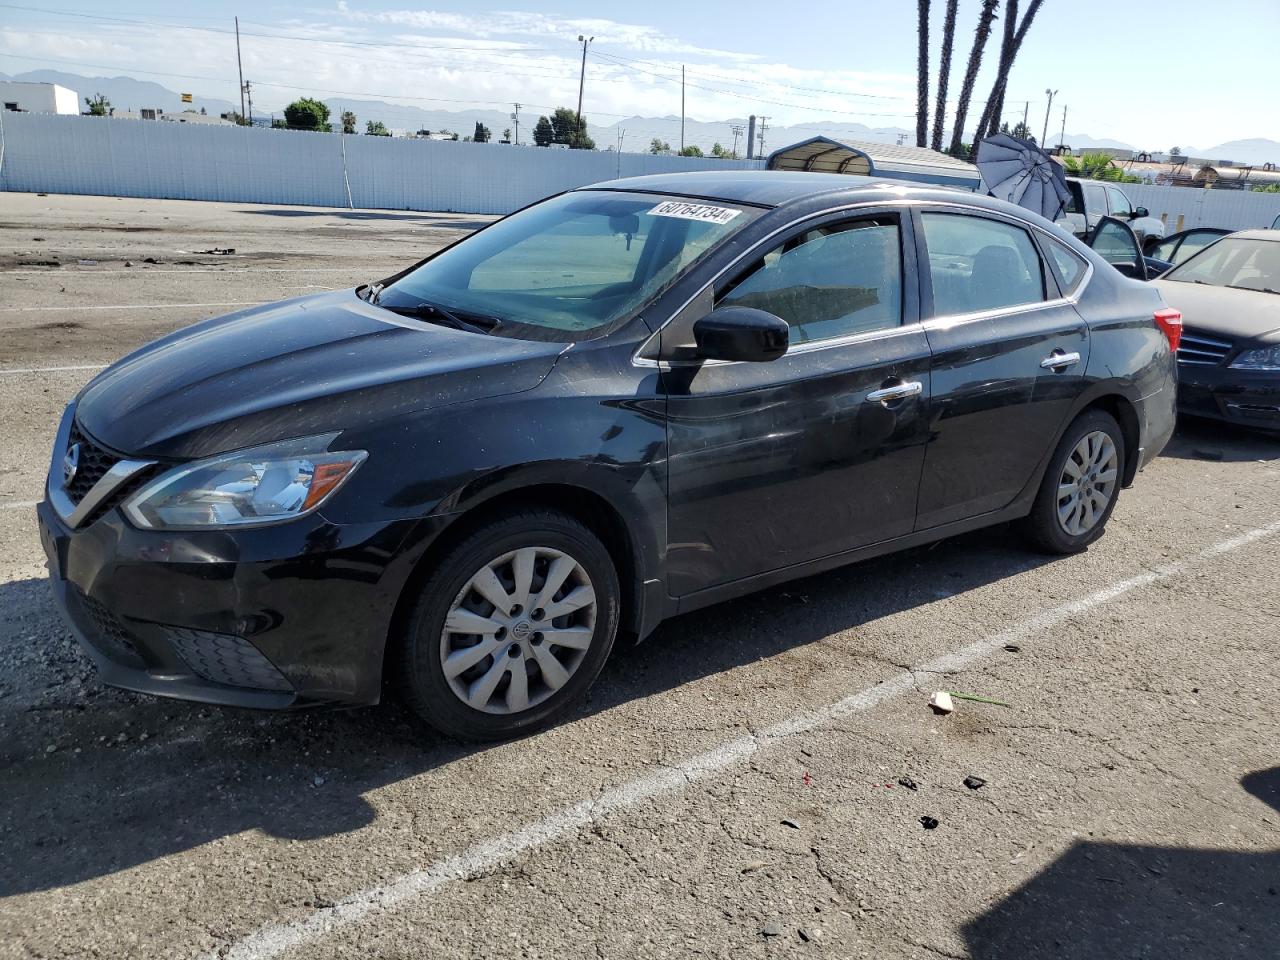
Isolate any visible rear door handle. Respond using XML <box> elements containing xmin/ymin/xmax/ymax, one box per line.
<box><xmin>866</xmin><ymin>381</ymin><xmax>924</xmax><ymax>403</ymax></box>
<box><xmin>1040</xmin><ymin>350</ymin><xmax>1081</xmax><ymax>371</ymax></box>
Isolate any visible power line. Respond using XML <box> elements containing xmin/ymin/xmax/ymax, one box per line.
<box><xmin>0</xmin><ymin>52</ymin><xmax>632</xmax><ymax>118</ymax></box>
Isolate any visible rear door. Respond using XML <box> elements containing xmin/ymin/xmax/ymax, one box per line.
<box><xmin>913</xmin><ymin>208</ymin><xmax>1091</xmax><ymax>530</ymax></box>
<box><xmin>663</xmin><ymin>209</ymin><xmax>933</xmax><ymax>596</ymax></box>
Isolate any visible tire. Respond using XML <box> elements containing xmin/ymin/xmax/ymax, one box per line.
<box><xmin>395</xmin><ymin>508</ymin><xmax>621</xmax><ymax>741</ymax></box>
<box><xmin>1021</xmin><ymin>409</ymin><xmax>1126</xmax><ymax>555</ymax></box>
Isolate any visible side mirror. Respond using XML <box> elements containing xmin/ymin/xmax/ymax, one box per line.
<box><xmin>1133</xmin><ymin>206</ymin><xmax>1149</xmax><ymax>219</ymax></box>
<box><xmin>693</xmin><ymin>307</ymin><xmax>789</xmax><ymax>362</ymax></box>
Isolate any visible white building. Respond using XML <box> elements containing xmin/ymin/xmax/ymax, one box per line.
<box><xmin>0</xmin><ymin>81</ymin><xmax>80</xmax><ymax>115</ymax></box>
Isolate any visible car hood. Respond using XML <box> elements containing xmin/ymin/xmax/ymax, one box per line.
<box><xmin>1152</xmin><ymin>279</ymin><xmax>1280</xmax><ymax>341</ymax></box>
<box><xmin>76</xmin><ymin>290</ymin><xmax>566</xmax><ymax>460</ymax></box>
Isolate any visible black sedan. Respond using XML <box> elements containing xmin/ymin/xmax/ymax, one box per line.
<box><xmin>1153</xmin><ymin>229</ymin><xmax>1280</xmax><ymax>432</ymax></box>
<box><xmin>38</xmin><ymin>172</ymin><xmax>1179</xmax><ymax>740</ymax></box>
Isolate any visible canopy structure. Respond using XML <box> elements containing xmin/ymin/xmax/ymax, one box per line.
<box><xmin>765</xmin><ymin>136</ymin><xmax>981</xmax><ymax>189</ymax></box>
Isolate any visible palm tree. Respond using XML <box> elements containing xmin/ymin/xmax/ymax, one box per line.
<box><xmin>929</xmin><ymin>0</ymin><xmax>959</xmax><ymax>151</ymax></box>
<box><xmin>947</xmin><ymin>0</ymin><xmax>1001</xmax><ymax>158</ymax></box>
<box><xmin>976</xmin><ymin>0</ymin><xmax>1046</xmax><ymax>140</ymax></box>
<box><xmin>916</xmin><ymin>0</ymin><xmax>931</xmax><ymax>147</ymax></box>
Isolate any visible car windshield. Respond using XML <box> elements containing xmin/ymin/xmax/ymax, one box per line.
<box><xmin>375</xmin><ymin>190</ymin><xmax>759</xmax><ymax>340</ymax></box>
<box><xmin>1164</xmin><ymin>236</ymin><xmax>1280</xmax><ymax>293</ymax></box>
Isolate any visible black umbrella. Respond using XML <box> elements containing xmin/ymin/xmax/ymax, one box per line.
<box><xmin>975</xmin><ymin>133</ymin><xmax>1070</xmax><ymax>222</ymax></box>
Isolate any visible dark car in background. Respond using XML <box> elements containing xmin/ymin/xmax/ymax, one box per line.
<box><xmin>1153</xmin><ymin>229</ymin><xmax>1280</xmax><ymax>432</ymax></box>
<box><xmin>38</xmin><ymin>172</ymin><xmax>1179</xmax><ymax>740</ymax></box>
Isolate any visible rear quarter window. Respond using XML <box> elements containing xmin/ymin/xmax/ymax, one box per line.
<box><xmin>1042</xmin><ymin>236</ymin><xmax>1089</xmax><ymax>296</ymax></box>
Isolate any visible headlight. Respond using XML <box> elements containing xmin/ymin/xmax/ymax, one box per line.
<box><xmin>1229</xmin><ymin>345</ymin><xmax>1280</xmax><ymax>371</ymax></box>
<box><xmin>124</xmin><ymin>435</ymin><xmax>366</xmax><ymax>530</ymax></box>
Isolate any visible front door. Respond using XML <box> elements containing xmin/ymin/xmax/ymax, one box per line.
<box><xmin>663</xmin><ymin>211</ymin><xmax>932</xmax><ymax>597</ymax></box>
<box><xmin>914</xmin><ymin>208</ymin><xmax>1090</xmax><ymax>530</ymax></box>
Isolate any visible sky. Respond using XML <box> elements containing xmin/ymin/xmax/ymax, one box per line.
<box><xmin>1</xmin><ymin>0</ymin><xmax>1277</xmax><ymax>150</ymax></box>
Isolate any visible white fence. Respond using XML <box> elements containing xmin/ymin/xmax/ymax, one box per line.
<box><xmin>1123</xmin><ymin>183</ymin><xmax>1280</xmax><ymax>233</ymax></box>
<box><xmin>0</xmin><ymin>112</ymin><xmax>765</xmax><ymax>215</ymax></box>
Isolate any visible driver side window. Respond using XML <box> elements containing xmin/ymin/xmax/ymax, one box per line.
<box><xmin>716</xmin><ymin>216</ymin><xmax>903</xmax><ymax>344</ymax></box>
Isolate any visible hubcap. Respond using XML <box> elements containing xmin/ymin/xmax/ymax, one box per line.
<box><xmin>1056</xmin><ymin>430</ymin><xmax>1119</xmax><ymax>536</ymax></box>
<box><xmin>440</xmin><ymin>546</ymin><xmax>597</xmax><ymax>715</ymax></box>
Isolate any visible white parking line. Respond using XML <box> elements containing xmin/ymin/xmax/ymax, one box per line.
<box><xmin>0</xmin><ymin>302</ymin><xmax>266</xmax><ymax>312</ymax></box>
<box><xmin>0</xmin><ymin>500</ymin><xmax>39</xmax><ymax>511</ymax></box>
<box><xmin>207</xmin><ymin>516</ymin><xmax>1280</xmax><ymax>960</ymax></box>
<box><xmin>0</xmin><ymin>364</ymin><xmax>107</xmax><ymax>375</ymax></box>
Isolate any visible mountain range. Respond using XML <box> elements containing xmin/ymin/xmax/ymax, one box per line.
<box><xmin>4</xmin><ymin>69</ymin><xmax>1278</xmax><ymax>165</ymax></box>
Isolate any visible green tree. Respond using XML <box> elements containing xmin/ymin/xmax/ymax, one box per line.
<box><xmin>365</xmin><ymin>120</ymin><xmax>391</xmax><ymax>137</ymax></box>
<box><xmin>710</xmin><ymin>142</ymin><xmax>731</xmax><ymax>158</ymax></box>
<box><xmin>1061</xmin><ymin>152</ymin><xmax>1131</xmax><ymax>181</ymax></box>
<box><xmin>502</xmin><ymin>127</ymin><xmax>512</xmax><ymax>142</ymax></box>
<box><xmin>271</xmin><ymin>118</ymin><xmax>287</xmax><ymax>129</ymax></box>
<box><xmin>929</xmin><ymin>0</ymin><xmax>959</xmax><ymax>151</ymax></box>
<box><xmin>473</xmin><ymin>122</ymin><xmax>491</xmax><ymax>143</ymax></box>
<box><xmin>283</xmin><ymin>97</ymin><xmax>331</xmax><ymax>132</ymax></box>
<box><xmin>1169</xmin><ymin>146</ymin><xmax>1183</xmax><ymax>157</ymax></box>
<box><xmin>915</xmin><ymin>0</ymin><xmax>930</xmax><ymax>147</ymax></box>
<box><xmin>976</xmin><ymin>1</ymin><xmax>1047</xmax><ymax>141</ymax></box>
<box><xmin>678</xmin><ymin>145</ymin><xmax>704</xmax><ymax>157</ymax></box>
<box><xmin>533</xmin><ymin>115</ymin><xmax>554</xmax><ymax>146</ymax></box>
<box><xmin>548</xmin><ymin>107</ymin><xmax>594</xmax><ymax>149</ymax></box>
<box><xmin>999</xmin><ymin>120</ymin><xmax>1036</xmax><ymax>144</ymax></box>
<box><xmin>341</xmin><ymin>111</ymin><xmax>357</xmax><ymax>134</ymax></box>
<box><xmin>649</xmin><ymin>137</ymin><xmax>671</xmax><ymax>155</ymax></box>
<box><xmin>946</xmin><ymin>0</ymin><xmax>999</xmax><ymax>157</ymax></box>
<box><xmin>84</xmin><ymin>93</ymin><xmax>111</xmax><ymax>116</ymax></box>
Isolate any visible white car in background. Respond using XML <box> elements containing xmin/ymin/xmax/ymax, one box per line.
<box><xmin>1058</xmin><ymin>178</ymin><xmax>1166</xmax><ymax>246</ymax></box>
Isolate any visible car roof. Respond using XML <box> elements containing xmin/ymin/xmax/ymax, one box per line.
<box><xmin>1225</xmin><ymin>229</ymin><xmax>1280</xmax><ymax>242</ymax></box>
<box><xmin>580</xmin><ymin>170</ymin><xmax>984</xmax><ymax>210</ymax></box>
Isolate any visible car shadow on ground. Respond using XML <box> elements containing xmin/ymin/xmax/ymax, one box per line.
<box><xmin>1162</xmin><ymin>416</ymin><xmax>1280</xmax><ymax>463</ymax></box>
<box><xmin>1</xmin><ymin>524</ymin><xmax>1056</xmax><ymax>896</ymax></box>
<box><xmin>237</xmin><ymin>208</ymin><xmax>491</xmax><ymax>230</ymax></box>
<box><xmin>961</xmin><ymin>767</ymin><xmax>1280</xmax><ymax>959</ymax></box>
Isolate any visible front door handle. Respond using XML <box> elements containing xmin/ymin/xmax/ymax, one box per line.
<box><xmin>866</xmin><ymin>380</ymin><xmax>924</xmax><ymax>403</ymax></box>
<box><xmin>1040</xmin><ymin>350</ymin><xmax>1081</xmax><ymax>371</ymax></box>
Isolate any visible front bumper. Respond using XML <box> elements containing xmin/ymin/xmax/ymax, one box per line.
<box><xmin>1177</xmin><ymin>367</ymin><xmax>1280</xmax><ymax>433</ymax></box>
<box><xmin>37</xmin><ymin>499</ymin><xmax>432</xmax><ymax>709</ymax></box>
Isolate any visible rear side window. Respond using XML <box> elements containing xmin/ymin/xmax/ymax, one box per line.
<box><xmin>1043</xmin><ymin>236</ymin><xmax>1088</xmax><ymax>296</ymax></box>
<box><xmin>1107</xmin><ymin>188</ymin><xmax>1133</xmax><ymax>217</ymax></box>
<box><xmin>920</xmin><ymin>213</ymin><xmax>1046</xmax><ymax>316</ymax></box>
<box><xmin>718</xmin><ymin>216</ymin><xmax>902</xmax><ymax>344</ymax></box>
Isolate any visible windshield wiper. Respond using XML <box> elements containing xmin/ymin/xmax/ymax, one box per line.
<box><xmin>357</xmin><ymin>282</ymin><xmax>384</xmax><ymax>303</ymax></box>
<box><xmin>385</xmin><ymin>300</ymin><xmax>501</xmax><ymax>335</ymax></box>
<box><xmin>1226</xmin><ymin>284</ymin><xmax>1279</xmax><ymax>295</ymax></box>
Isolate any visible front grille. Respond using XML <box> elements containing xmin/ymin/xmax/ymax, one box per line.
<box><xmin>64</xmin><ymin>421</ymin><xmax>119</xmax><ymax>505</ymax></box>
<box><xmin>164</xmin><ymin>627</ymin><xmax>294</xmax><ymax>692</ymax></box>
<box><xmin>70</xmin><ymin>585</ymin><xmax>145</xmax><ymax>665</ymax></box>
<box><xmin>1177</xmin><ymin>329</ymin><xmax>1234</xmax><ymax>367</ymax></box>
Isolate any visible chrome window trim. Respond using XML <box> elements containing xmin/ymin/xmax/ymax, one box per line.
<box><xmin>631</xmin><ymin>197</ymin><xmax>1096</xmax><ymax>369</ymax></box>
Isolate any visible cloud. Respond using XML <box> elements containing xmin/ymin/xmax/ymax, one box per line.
<box><xmin>336</xmin><ymin>5</ymin><xmax>761</xmax><ymax>60</ymax></box>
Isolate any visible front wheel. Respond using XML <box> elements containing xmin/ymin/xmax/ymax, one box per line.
<box><xmin>395</xmin><ymin>508</ymin><xmax>620</xmax><ymax>741</ymax></box>
<box><xmin>1021</xmin><ymin>410</ymin><xmax>1125</xmax><ymax>554</ymax></box>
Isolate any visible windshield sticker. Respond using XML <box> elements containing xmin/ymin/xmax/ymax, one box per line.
<box><xmin>648</xmin><ymin>200</ymin><xmax>742</xmax><ymax>225</ymax></box>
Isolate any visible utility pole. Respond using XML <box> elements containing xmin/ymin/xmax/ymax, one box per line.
<box><xmin>243</xmin><ymin>80</ymin><xmax>253</xmax><ymax>127</ymax></box>
<box><xmin>730</xmin><ymin>123</ymin><xmax>743</xmax><ymax>158</ymax></box>
<box><xmin>757</xmin><ymin>116</ymin><xmax>770</xmax><ymax>157</ymax></box>
<box><xmin>1041</xmin><ymin>89</ymin><xmax>1058</xmax><ymax>150</ymax></box>
<box><xmin>680</xmin><ymin>65</ymin><xmax>686</xmax><ymax>154</ymax></box>
<box><xmin>511</xmin><ymin>102</ymin><xmax>521</xmax><ymax>145</ymax></box>
<box><xmin>616</xmin><ymin>127</ymin><xmax>625</xmax><ymax>152</ymax></box>
<box><xmin>1022</xmin><ymin>100</ymin><xmax>1029</xmax><ymax>132</ymax></box>
<box><xmin>576</xmin><ymin>35</ymin><xmax>593</xmax><ymax>144</ymax></box>
<box><xmin>235</xmin><ymin>16</ymin><xmax>245</xmax><ymax>124</ymax></box>
<box><xmin>1058</xmin><ymin>104</ymin><xmax>1067</xmax><ymax>153</ymax></box>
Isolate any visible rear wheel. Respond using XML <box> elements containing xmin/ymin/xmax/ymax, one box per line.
<box><xmin>1021</xmin><ymin>409</ymin><xmax>1125</xmax><ymax>554</ymax></box>
<box><xmin>396</xmin><ymin>508</ymin><xmax>620</xmax><ymax>741</ymax></box>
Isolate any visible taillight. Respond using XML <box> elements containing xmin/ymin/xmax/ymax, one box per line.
<box><xmin>1154</xmin><ymin>307</ymin><xmax>1182</xmax><ymax>353</ymax></box>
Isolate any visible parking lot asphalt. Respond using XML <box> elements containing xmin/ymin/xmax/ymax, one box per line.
<box><xmin>1</xmin><ymin>193</ymin><xmax>1278</xmax><ymax>960</ymax></box>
